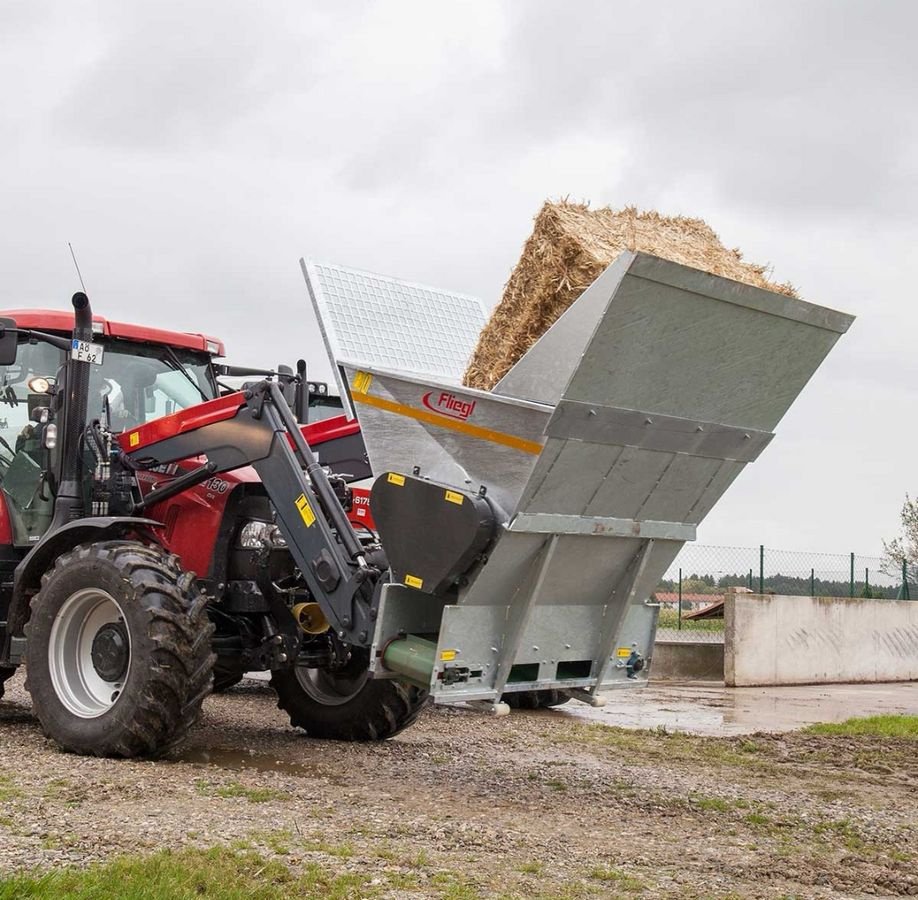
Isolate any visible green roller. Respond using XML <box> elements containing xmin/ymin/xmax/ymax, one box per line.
<box><xmin>382</xmin><ymin>635</ymin><xmax>437</xmax><ymax>688</ymax></box>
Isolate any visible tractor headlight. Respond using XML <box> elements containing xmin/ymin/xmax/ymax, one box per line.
<box><xmin>237</xmin><ymin>520</ymin><xmax>287</xmax><ymax>550</ymax></box>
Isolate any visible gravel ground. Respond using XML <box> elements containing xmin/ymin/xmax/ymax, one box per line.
<box><xmin>0</xmin><ymin>671</ymin><xmax>916</xmax><ymax>899</ymax></box>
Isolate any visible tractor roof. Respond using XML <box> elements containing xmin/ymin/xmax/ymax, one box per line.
<box><xmin>0</xmin><ymin>308</ymin><xmax>225</xmax><ymax>357</ymax></box>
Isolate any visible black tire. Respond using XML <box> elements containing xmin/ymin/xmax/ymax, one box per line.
<box><xmin>502</xmin><ymin>689</ymin><xmax>571</xmax><ymax>709</ymax></box>
<box><xmin>0</xmin><ymin>666</ymin><xmax>16</xmax><ymax>700</ymax></box>
<box><xmin>24</xmin><ymin>540</ymin><xmax>215</xmax><ymax>758</ymax></box>
<box><xmin>536</xmin><ymin>690</ymin><xmax>571</xmax><ymax>708</ymax></box>
<box><xmin>503</xmin><ymin>690</ymin><xmax>541</xmax><ymax>709</ymax></box>
<box><xmin>271</xmin><ymin>649</ymin><xmax>427</xmax><ymax>741</ymax></box>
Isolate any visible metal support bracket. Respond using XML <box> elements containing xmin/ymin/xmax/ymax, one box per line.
<box><xmin>466</xmin><ymin>700</ymin><xmax>511</xmax><ymax>717</ymax></box>
<box><xmin>565</xmin><ymin>688</ymin><xmax>607</xmax><ymax>707</ymax></box>
<box><xmin>490</xmin><ymin>535</ymin><xmax>560</xmax><ymax>697</ymax></box>
<box><xmin>510</xmin><ymin>513</ymin><xmax>695</xmax><ymax>541</ymax></box>
<box><xmin>589</xmin><ymin>538</ymin><xmax>656</xmax><ymax>695</ymax></box>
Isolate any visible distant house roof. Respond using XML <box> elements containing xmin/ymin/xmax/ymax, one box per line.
<box><xmin>653</xmin><ymin>592</ymin><xmax>720</xmax><ymax>604</ymax></box>
<box><xmin>684</xmin><ymin>599</ymin><xmax>725</xmax><ymax>620</ymax></box>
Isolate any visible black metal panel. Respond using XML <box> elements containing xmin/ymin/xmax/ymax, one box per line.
<box><xmin>314</xmin><ymin>432</ymin><xmax>371</xmax><ymax>482</ymax></box>
<box><xmin>370</xmin><ymin>474</ymin><xmax>495</xmax><ymax>596</ymax></box>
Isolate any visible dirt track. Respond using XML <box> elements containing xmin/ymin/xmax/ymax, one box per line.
<box><xmin>0</xmin><ymin>672</ymin><xmax>916</xmax><ymax>898</ymax></box>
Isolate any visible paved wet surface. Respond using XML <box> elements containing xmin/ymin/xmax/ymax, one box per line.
<box><xmin>561</xmin><ymin>680</ymin><xmax>918</xmax><ymax>735</ymax></box>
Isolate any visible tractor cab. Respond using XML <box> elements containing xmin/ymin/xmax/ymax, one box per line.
<box><xmin>0</xmin><ymin>311</ymin><xmax>222</xmax><ymax>549</ymax></box>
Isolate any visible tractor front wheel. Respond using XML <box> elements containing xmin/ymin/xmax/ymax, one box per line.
<box><xmin>271</xmin><ymin>649</ymin><xmax>427</xmax><ymax>741</ymax></box>
<box><xmin>24</xmin><ymin>541</ymin><xmax>215</xmax><ymax>757</ymax></box>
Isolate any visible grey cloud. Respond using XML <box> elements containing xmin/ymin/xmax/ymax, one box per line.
<box><xmin>489</xmin><ymin>0</ymin><xmax>918</xmax><ymax>217</ymax></box>
<box><xmin>53</xmin><ymin>2</ymin><xmax>342</xmax><ymax>149</ymax></box>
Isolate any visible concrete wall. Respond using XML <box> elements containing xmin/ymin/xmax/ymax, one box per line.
<box><xmin>651</xmin><ymin>641</ymin><xmax>724</xmax><ymax>681</ymax></box>
<box><xmin>725</xmin><ymin>594</ymin><xmax>918</xmax><ymax>686</ymax></box>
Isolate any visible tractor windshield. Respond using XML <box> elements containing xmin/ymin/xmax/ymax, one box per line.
<box><xmin>0</xmin><ymin>336</ymin><xmax>217</xmax><ymax>457</ymax></box>
<box><xmin>86</xmin><ymin>341</ymin><xmax>216</xmax><ymax>431</ymax></box>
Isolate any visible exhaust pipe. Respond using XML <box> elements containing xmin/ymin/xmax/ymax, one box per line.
<box><xmin>53</xmin><ymin>292</ymin><xmax>94</xmax><ymax>522</ymax></box>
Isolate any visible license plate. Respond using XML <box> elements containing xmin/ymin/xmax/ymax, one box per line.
<box><xmin>71</xmin><ymin>339</ymin><xmax>104</xmax><ymax>365</ymax></box>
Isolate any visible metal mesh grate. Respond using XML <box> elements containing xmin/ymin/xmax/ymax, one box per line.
<box><xmin>302</xmin><ymin>260</ymin><xmax>487</xmax><ymax>384</ymax></box>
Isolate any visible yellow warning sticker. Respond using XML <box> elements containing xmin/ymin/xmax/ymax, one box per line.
<box><xmin>129</xmin><ymin>432</ymin><xmax>140</xmax><ymax>447</ymax></box>
<box><xmin>295</xmin><ymin>493</ymin><xmax>316</xmax><ymax>527</ymax></box>
<box><xmin>405</xmin><ymin>574</ymin><xmax>423</xmax><ymax>589</ymax></box>
<box><xmin>351</xmin><ymin>370</ymin><xmax>373</xmax><ymax>394</ymax></box>
<box><xmin>616</xmin><ymin>647</ymin><xmax>632</xmax><ymax>658</ymax></box>
<box><xmin>387</xmin><ymin>472</ymin><xmax>406</xmax><ymax>486</ymax></box>
<box><xmin>444</xmin><ymin>490</ymin><xmax>464</xmax><ymax>506</ymax></box>
<box><xmin>439</xmin><ymin>649</ymin><xmax>457</xmax><ymax>662</ymax></box>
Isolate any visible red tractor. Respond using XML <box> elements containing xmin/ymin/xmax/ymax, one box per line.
<box><xmin>0</xmin><ymin>294</ymin><xmax>423</xmax><ymax>757</ymax></box>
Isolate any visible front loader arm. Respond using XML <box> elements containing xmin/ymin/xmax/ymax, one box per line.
<box><xmin>119</xmin><ymin>383</ymin><xmax>379</xmax><ymax>645</ymax></box>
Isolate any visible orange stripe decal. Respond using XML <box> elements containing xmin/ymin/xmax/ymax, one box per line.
<box><xmin>351</xmin><ymin>392</ymin><xmax>543</xmax><ymax>455</ymax></box>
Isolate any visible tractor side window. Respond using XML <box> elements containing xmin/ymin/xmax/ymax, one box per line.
<box><xmin>0</xmin><ymin>339</ymin><xmax>63</xmax><ymax>545</ymax></box>
<box><xmin>0</xmin><ymin>340</ymin><xmax>63</xmax><ymax>470</ymax></box>
<box><xmin>89</xmin><ymin>344</ymin><xmax>215</xmax><ymax>431</ymax></box>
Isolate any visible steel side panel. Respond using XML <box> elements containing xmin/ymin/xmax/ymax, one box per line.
<box><xmin>427</xmin><ymin>533</ymin><xmax>681</xmax><ymax>699</ymax></box>
<box><xmin>341</xmin><ymin>365</ymin><xmax>551</xmax><ymax>516</ymax></box>
<box><xmin>522</xmin><ymin>441</ymin><xmax>625</xmax><ymax>515</ymax></box>
<box><xmin>492</xmin><ymin>252</ymin><xmax>634</xmax><ymax>406</ymax></box>
<box><xmin>562</xmin><ymin>270</ymin><xmax>845</xmax><ymax>432</ymax></box>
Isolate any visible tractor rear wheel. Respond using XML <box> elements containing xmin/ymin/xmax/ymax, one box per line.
<box><xmin>24</xmin><ymin>541</ymin><xmax>215</xmax><ymax>757</ymax></box>
<box><xmin>271</xmin><ymin>649</ymin><xmax>427</xmax><ymax>741</ymax></box>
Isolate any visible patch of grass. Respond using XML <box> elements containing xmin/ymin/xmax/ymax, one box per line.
<box><xmin>195</xmin><ymin>779</ymin><xmax>284</xmax><ymax>804</ymax></box>
<box><xmin>690</xmin><ymin>794</ymin><xmax>732</xmax><ymax>812</ymax></box>
<box><xmin>744</xmin><ymin>812</ymin><xmax>771</xmax><ymax>827</ymax></box>
<box><xmin>429</xmin><ymin>871</ymin><xmax>482</xmax><ymax>899</ymax></box>
<box><xmin>545</xmin><ymin>778</ymin><xmax>567</xmax><ymax>792</ymax></box>
<box><xmin>588</xmin><ymin>866</ymin><xmax>646</xmax><ymax>892</ymax></box>
<box><xmin>803</xmin><ymin>715</ymin><xmax>918</xmax><ymax>739</ymax></box>
<box><xmin>813</xmin><ymin>818</ymin><xmax>865</xmax><ymax>850</ymax></box>
<box><xmin>248</xmin><ymin>829</ymin><xmax>293</xmax><ymax>855</ymax></box>
<box><xmin>518</xmin><ymin>861</ymin><xmax>543</xmax><ymax>875</ymax></box>
<box><xmin>811</xmin><ymin>788</ymin><xmax>853</xmax><ymax>803</ymax></box>
<box><xmin>0</xmin><ymin>847</ymin><xmax>375</xmax><ymax>900</ymax></box>
<box><xmin>302</xmin><ymin>839</ymin><xmax>354</xmax><ymax>859</ymax></box>
<box><xmin>0</xmin><ymin>775</ymin><xmax>22</xmax><ymax>802</ymax></box>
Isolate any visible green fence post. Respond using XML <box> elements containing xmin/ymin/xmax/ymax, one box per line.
<box><xmin>904</xmin><ymin>559</ymin><xmax>911</xmax><ymax>601</ymax></box>
<box><xmin>759</xmin><ymin>545</ymin><xmax>764</xmax><ymax>594</ymax></box>
<box><xmin>849</xmin><ymin>552</ymin><xmax>854</xmax><ymax>598</ymax></box>
<box><xmin>747</xmin><ymin>568</ymin><xmax>753</xmax><ymax>590</ymax></box>
<box><xmin>865</xmin><ymin>568</ymin><xmax>870</xmax><ymax>599</ymax></box>
<box><xmin>810</xmin><ymin>568</ymin><xmax>815</xmax><ymax>597</ymax></box>
<box><xmin>678</xmin><ymin>567</ymin><xmax>682</xmax><ymax>630</ymax></box>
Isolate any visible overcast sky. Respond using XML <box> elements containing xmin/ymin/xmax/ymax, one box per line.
<box><xmin>1</xmin><ymin>0</ymin><xmax>915</xmax><ymax>559</ymax></box>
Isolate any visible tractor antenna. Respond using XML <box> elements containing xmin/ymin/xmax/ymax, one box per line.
<box><xmin>68</xmin><ymin>243</ymin><xmax>87</xmax><ymax>293</ymax></box>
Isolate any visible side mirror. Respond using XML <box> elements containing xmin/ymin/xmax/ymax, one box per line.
<box><xmin>0</xmin><ymin>318</ymin><xmax>18</xmax><ymax>366</ymax></box>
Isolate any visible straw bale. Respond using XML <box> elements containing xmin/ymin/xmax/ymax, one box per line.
<box><xmin>463</xmin><ymin>201</ymin><xmax>797</xmax><ymax>391</ymax></box>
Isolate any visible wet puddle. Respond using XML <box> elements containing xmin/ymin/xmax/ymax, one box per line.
<box><xmin>560</xmin><ymin>681</ymin><xmax>918</xmax><ymax>736</ymax></box>
<box><xmin>169</xmin><ymin>745</ymin><xmax>317</xmax><ymax>778</ymax></box>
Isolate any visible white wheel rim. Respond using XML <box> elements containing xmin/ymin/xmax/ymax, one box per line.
<box><xmin>294</xmin><ymin>663</ymin><xmax>368</xmax><ymax>707</ymax></box>
<box><xmin>48</xmin><ymin>589</ymin><xmax>131</xmax><ymax>718</ymax></box>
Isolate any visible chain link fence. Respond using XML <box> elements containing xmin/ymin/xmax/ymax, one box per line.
<box><xmin>653</xmin><ymin>544</ymin><xmax>912</xmax><ymax>643</ymax></box>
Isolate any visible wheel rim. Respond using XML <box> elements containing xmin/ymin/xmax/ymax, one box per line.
<box><xmin>48</xmin><ymin>589</ymin><xmax>131</xmax><ymax>718</ymax></box>
<box><xmin>293</xmin><ymin>659</ymin><xmax>368</xmax><ymax>707</ymax></box>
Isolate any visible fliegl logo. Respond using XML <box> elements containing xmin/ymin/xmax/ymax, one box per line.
<box><xmin>421</xmin><ymin>391</ymin><xmax>476</xmax><ymax>421</ymax></box>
